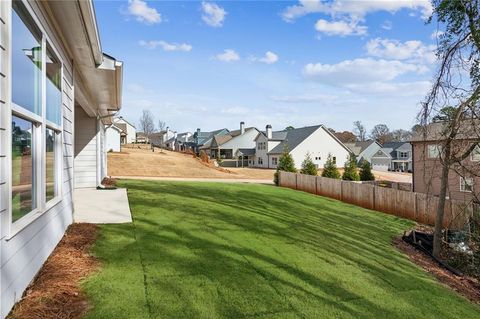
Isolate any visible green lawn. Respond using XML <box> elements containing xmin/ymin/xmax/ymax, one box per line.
<box><xmin>83</xmin><ymin>180</ymin><xmax>480</xmax><ymax>319</ymax></box>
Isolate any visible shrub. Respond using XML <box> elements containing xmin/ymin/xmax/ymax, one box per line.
<box><xmin>321</xmin><ymin>153</ymin><xmax>341</xmax><ymax>179</ymax></box>
<box><xmin>274</xmin><ymin>146</ymin><xmax>296</xmax><ymax>185</ymax></box>
<box><xmin>300</xmin><ymin>153</ymin><xmax>318</xmax><ymax>176</ymax></box>
<box><xmin>342</xmin><ymin>154</ymin><xmax>360</xmax><ymax>181</ymax></box>
<box><xmin>359</xmin><ymin>160</ymin><xmax>375</xmax><ymax>181</ymax></box>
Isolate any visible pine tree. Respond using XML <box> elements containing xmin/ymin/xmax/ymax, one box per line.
<box><xmin>359</xmin><ymin>160</ymin><xmax>375</xmax><ymax>181</ymax></box>
<box><xmin>300</xmin><ymin>153</ymin><xmax>318</xmax><ymax>176</ymax></box>
<box><xmin>342</xmin><ymin>154</ymin><xmax>360</xmax><ymax>181</ymax></box>
<box><xmin>321</xmin><ymin>153</ymin><xmax>341</xmax><ymax>179</ymax></box>
<box><xmin>274</xmin><ymin>145</ymin><xmax>296</xmax><ymax>185</ymax></box>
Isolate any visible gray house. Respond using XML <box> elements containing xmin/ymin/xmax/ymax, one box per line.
<box><xmin>344</xmin><ymin>140</ymin><xmax>382</xmax><ymax>165</ymax></box>
<box><xmin>371</xmin><ymin>142</ymin><xmax>412</xmax><ymax>172</ymax></box>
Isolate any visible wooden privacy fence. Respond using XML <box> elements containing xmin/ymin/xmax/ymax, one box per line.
<box><xmin>279</xmin><ymin>171</ymin><xmax>473</xmax><ymax>229</ymax></box>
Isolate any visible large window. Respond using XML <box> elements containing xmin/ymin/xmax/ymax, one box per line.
<box><xmin>460</xmin><ymin>177</ymin><xmax>474</xmax><ymax>193</ymax></box>
<box><xmin>471</xmin><ymin>145</ymin><xmax>480</xmax><ymax>162</ymax></box>
<box><xmin>12</xmin><ymin>116</ymin><xmax>36</xmax><ymax>222</ymax></box>
<box><xmin>11</xmin><ymin>2</ymin><xmax>62</xmax><ymax>226</ymax></box>
<box><xmin>428</xmin><ymin>144</ymin><xmax>441</xmax><ymax>159</ymax></box>
<box><xmin>12</xmin><ymin>5</ymin><xmax>42</xmax><ymax>115</ymax></box>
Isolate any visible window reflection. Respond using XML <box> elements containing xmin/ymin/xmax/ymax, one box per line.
<box><xmin>12</xmin><ymin>116</ymin><xmax>36</xmax><ymax>222</ymax></box>
<box><xmin>46</xmin><ymin>45</ymin><xmax>61</xmax><ymax>125</ymax></box>
<box><xmin>46</xmin><ymin>129</ymin><xmax>56</xmax><ymax>202</ymax></box>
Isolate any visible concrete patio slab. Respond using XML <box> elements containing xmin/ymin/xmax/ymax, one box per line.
<box><xmin>74</xmin><ymin>188</ymin><xmax>132</xmax><ymax>224</ymax></box>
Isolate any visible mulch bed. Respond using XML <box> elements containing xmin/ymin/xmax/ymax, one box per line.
<box><xmin>395</xmin><ymin>237</ymin><xmax>480</xmax><ymax>304</ymax></box>
<box><xmin>8</xmin><ymin>223</ymin><xmax>100</xmax><ymax>319</ymax></box>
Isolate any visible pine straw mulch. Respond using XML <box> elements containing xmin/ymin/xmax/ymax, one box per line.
<box><xmin>395</xmin><ymin>236</ymin><xmax>480</xmax><ymax>304</ymax></box>
<box><xmin>8</xmin><ymin>223</ymin><xmax>100</xmax><ymax>319</ymax></box>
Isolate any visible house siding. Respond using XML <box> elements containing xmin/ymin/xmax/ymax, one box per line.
<box><xmin>412</xmin><ymin>142</ymin><xmax>479</xmax><ymax>202</ymax></box>
<box><xmin>106</xmin><ymin>127</ymin><xmax>121</xmax><ymax>152</ymax></box>
<box><xmin>220</xmin><ymin>129</ymin><xmax>259</xmax><ymax>158</ymax></box>
<box><xmin>74</xmin><ymin>106</ymin><xmax>97</xmax><ymax>188</ymax></box>
<box><xmin>290</xmin><ymin>128</ymin><xmax>350</xmax><ymax>170</ymax></box>
<box><xmin>1</xmin><ymin>1</ymin><xmax>75</xmax><ymax>316</ymax></box>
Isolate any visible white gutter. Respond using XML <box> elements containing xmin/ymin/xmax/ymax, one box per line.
<box><xmin>77</xmin><ymin>0</ymin><xmax>103</xmax><ymax>66</ymax></box>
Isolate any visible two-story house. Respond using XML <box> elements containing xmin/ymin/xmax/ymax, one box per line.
<box><xmin>253</xmin><ymin>125</ymin><xmax>351</xmax><ymax>170</ymax></box>
<box><xmin>371</xmin><ymin>142</ymin><xmax>412</xmax><ymax>172</ymax></box>
<box><xmin>344</xmin><ymin>140</ymin><xmax>382</xmax><ymax>165</ymax></box>
<box><xmin>411</xmin><ymin>122</ymin><xmax>479</xmax><ymax>202</ymax></box>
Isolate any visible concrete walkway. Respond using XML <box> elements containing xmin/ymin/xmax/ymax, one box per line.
<box><xmin>113</xmin><ymin>175</ymin><xmax>274</xmax><ymax>185</ymax></box>
<box><xmin>74</xmin><ymin>188</ymin><xmax>133</xmax><ymax>224</ymax></box>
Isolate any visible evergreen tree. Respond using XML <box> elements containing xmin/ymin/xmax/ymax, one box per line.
<box><xmin>359</xmin><ymin>160</ymin><xmax>375</xmax><ymax>181</ymax></box>
<box><xmin>321</xmin><ymin>153</ymin><xmax>341</xmax><ymax>179</ymax></box>
<box><xmin>300</xmin><ymin>153</ymin><xmax>318</xmax><ymax>176</ymax></box>
<box><xmin>274</xmin><ymin>145</ymin><xmax>296</xmax><ymax>185</ymax></box>
<box><xmin>342</xmin><ymin>154</ymin><xmax>360</xmax><ymax>181</ymax></box>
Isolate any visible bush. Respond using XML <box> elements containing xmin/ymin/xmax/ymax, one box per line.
<box><xmin>359</xmin><ymin>160</ymin><xmax>375</xmax><ymax>181</ymax></box>
<box><xmin>215</xmin><ymin>150</ymin><xmax>223</xmax><ymax>164</ymax></box>
<box><xmin>321</xmin><ymin>153</ymin><xmax>341</xmax><ymax>179</ymax></box>
<box><xmin>300</xmin><ymin>153</ymin><xmax>318</xmax><ymax>176</ymax></box>
<box><xmin>274</xmin><ymin>146</ymin><xmax>296</xmax><ymax>185</ymax></box>
<box><xmin>342</xmin><ymin>154</ymin><xmax>360</xmax><ymax>181</ymax></box>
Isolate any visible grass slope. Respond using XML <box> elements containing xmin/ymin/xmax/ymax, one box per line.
<box><xmin>83</xmin><ymin>181</ymin><xmax>480</xmax><ymax>319</ymax></box>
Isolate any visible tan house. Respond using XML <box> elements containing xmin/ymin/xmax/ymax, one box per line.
<box><xmin>411</xmin><ymin>122</ymin><xmax>480</xmax><ymax>202</ymax></box>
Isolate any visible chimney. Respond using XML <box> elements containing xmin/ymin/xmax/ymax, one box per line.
<box><xmin>240</xmin><ymin>121</ymin><xmax>245</xmax><ymax>135</ymax></box>
<box><xmin>266</xmin><ymin>125</ymin><xmax>272</xmax><ymax>139</ymax></box>
<box><xmin>174</xmin><ymin>131</ymin><xmax>177</xmax><ymax>139</ymax></box>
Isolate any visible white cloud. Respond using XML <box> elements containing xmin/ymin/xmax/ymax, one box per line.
<box><xmin>215</xmin><ymin>49</ymin><xmax>240</xmax><ymax>62</ymax></box>
<box><xmin>139</xmin><ymin>40</ymin><xmax>192</xmax><ymax>52</ymax></box>
<box><xmin>430</xmin><ymin>30</ymin><xmax>445</xmax><ymax>40</ymax></box>
<box><xmin>201</xmin><ymin>2</ymin><xmax>227</xmax><ymax>27</ymax></box>
<box><xmin>220</xmin><ymin>106</ymin><xmax>250</xmax><ymax>115</ymax></box>
<box><xmin>282</xmin><ymin>0</ymin><xmax>432</xmax><ymax>22</ymax></box>
<box><xmin>345</xmin><ymin>81</ymin><xmax>431</xmax><ymax>96</ymax></box>
<box><xmin>251</xmin><ymin>51</ymin><xmax>279</xmax><ymax>64</ymax></box>
<box><xmin>382</xmin><ymin>20</ymin><xmax>393</xmax><ymax>30</ymax></box>
<box><xmin>365</xmin><ymin>38</ymin><xmax>436</xmax><ymax>63</ymax></box>
<box><xmin>271</xmin><ymin>93</ymin><xmax>336</xmax><ymax>103</ymax></box>
<box><xmin>303</xmin><ymin>58</ymin><xmax>427</xmax><ymax>84</ymax></box>
<box><xmin>127</xmin><ymin>0</ymin><xmax>161</xmax><ymax>24</ymax></box>
<box><xmin>315</xmin><ymin>19</ymin><xmax>367</xmax><ymax>36</ymax></box>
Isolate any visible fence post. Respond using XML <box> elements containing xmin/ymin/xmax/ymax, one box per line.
<box><xmin>295</xmin><ymin>173</ymin><xmax>298</xmax><ymax>190</ymax></box>
<box><xmin>340</xmin><ymin>180</ymin><xmax>344</xmax><ymax>202</ymax></box>
<box><xmin>413</xmin><ymin>192</ymin><xmax>417</xmax><ymax>222</ymax></box>
<box><xmin>315</xmin><ymin>176</ymin><xmax>318</xmax><ymax>195</ymax></box>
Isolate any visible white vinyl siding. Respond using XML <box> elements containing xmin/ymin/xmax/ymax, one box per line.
<box><xmin>1</xmin><ymin>3</ymin><xmax>74</xmax><ymax>316</ymax></box>
<box><xmin>74</xmin><ymin>105</ymin><xmax>97</xmax><ymax>188</ymax></box>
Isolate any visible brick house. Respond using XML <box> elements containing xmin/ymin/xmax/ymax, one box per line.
<box><xmin>411</xmin><ymin>122</ymin><xmax>480</xmax><ymax>202</ymax></box>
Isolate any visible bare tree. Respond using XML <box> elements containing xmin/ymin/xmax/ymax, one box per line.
<box><xmin>139</xmin><ymin>110</ymin><xmax>155</xmax><ymax>144</ymax></box>
<box><xmin>353</xmin><ymin>121</ymin><xmax>367</xmax><ymax>141</ymax></box>
<box><xmin>421</xmin><ymin>0</ymin><xmax>480</xmax><ymax>257</ymax></box>
<box><xmin>370</xmin><ymin>124</ymin><xmax>391</xmax><ymax>144</ymax></box>
<box><xmin>158</xmin><ymin>121</ymin><xmax>166</xmax><ymax>132</ymax></box>
<box><xmin>390</xmin><ymin>129</ymin><xmax>413</xmax><ymax>142</ymax></box>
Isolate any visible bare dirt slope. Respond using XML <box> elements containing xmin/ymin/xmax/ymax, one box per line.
<box><xmin>107</xmin><ymin>147</ymin><xmax>275</xmax><ymax>180</ymax></box>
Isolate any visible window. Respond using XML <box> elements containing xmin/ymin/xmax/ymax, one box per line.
<box><xmin>12</xmin><ymin>116</ymin><xmax>36</xmax><ymax>222</ymax></box>
<box><xmin>272</xmin><ymin>157</ymin><xmax>278</xmax><ymax>166</ymax></box>
<box><xmin>46</xmin><ymin>44</ymin><xmax>62</xmax><ymax>125</ymax></box>
<box><xmin>428</xmin><ymin>144</ymin><xmax>441</xmax><ymax>158</ymax></box>
<box><xmin>10</xmin><ymin>2</ymin><xmax>63</xmax><ymax>226</ymax></box>
<box><xmin>471</xmin><ymin>145</ymin><xmax>480</xmax><ymax>162</ymax></box>
<box><xmin>460</xmin><ymin>177</ymin><xmax>474</xmax><ymax>193</ymax></box>
<box><xmin>257</xmin><ymin>142</ymin><xmax>266</xmax><ymax>150</ymax></box>
<box><xmin>12</xmin><ymin>4</ymin><xmax>42</xmax><ymax>115</ymax></box>
<box><xmin>45</xmin><ymin>128</ymin><xmax>57</xmax><ymax>202</ymax></box>
<box><xmin>258</xmin><ymin>157</ymin><xmax>263</xmax><ymax>165</ymax></box>
<box><xmin>399</xmin><ymin>151</ymin><xmax>409</xmax><ymax>158</ymax></box>
<box><xmin>332</xmin><ymin>156</ymin><xmax>337</xmax><ymax>165</ymax></box>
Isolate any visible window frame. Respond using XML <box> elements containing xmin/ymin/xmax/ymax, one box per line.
<box><xmin>471</xmin><ymin>145</ymin><xmax>480</xmax><ymax>162</ymax></box>
<box><xmin>460</xmin><ymin>177</ymin><xmax>474</xmax><ymax>193</ymax></box>
<box><xmin>428</xmin><ymin>144</ymin><xmax>441</xmax><ymax>159</ymax></box>
<box><xmin>8</xmin><ymin>1</ymin><xmax>64</xmax><ymax>236</ymax></box>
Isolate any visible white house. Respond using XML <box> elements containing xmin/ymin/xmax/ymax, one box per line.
<box><xmin>344</xmin><ymin>140</ymin><xmax>382</xmax><ymax>165</ymax></box>
<box><xmin>105</xmin><ymin>124</ymin><xmax>123</xmax><ymax>152</ymax></box>
<box><xmin>0</xmin><ymin>1</ymin><xmax>123</xmax><ymax>317</ymax></box>
<box><xmin>253</xmin><ymin>125</ymin><xmax>351</xmax><ymax>170</ymax></box>
<box><xmin>112</xmin><ymin>116</ymin><xmax>135</xmax><ymax>144</ymax></box>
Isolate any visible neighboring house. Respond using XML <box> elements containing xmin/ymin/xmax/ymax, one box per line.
<box><xmin>136</xmin><ymin>132</ymin><xmax>148</xmax><ymax>144</ymax></box>
<box><xmin>344</xmin><ymin>140</ymin><xmax>382</xmax><ymax>165</ymax></box>
<box><xmin>150</xmin><ymin>128</ymin><xmax>175</xmax><ymax>147</ymax></box>
<box><xmin>208</xmin><ymin>122</ymin><xmax>260</xmax><ymax>167</ymax></box>
<box><xmin>195</xmin><ymin>128</ymin><xmax>230</xmax><ymax>154</ymax></box>
<box><xmin>371</xmin><ymin>142</ymin><xmax>412</xmax><ymax>172</ymax></box>
<box><xmin>112</xmin><ymin>116</ymin><xmax>136</xmax><ymax>144</ymax></box>
<box><xmin>411</xmin><ymin>122</ymin><xmax>480</xmax><ymax>202</ymax></box>
<box><xmin>1</xmin><ymin>1</ymin><xmax>123</xmax><ymax>318</ymax></box>
<box><xmin>105</xmin><ymin>124</ymin><xmax>125</xmax><ymax>152</ymax></box>
<box><xmin>253</xmin><ymin>125</ymin><xmax>351</xmax><ymax>170</ymax></box>
<box><xmin>174</xmin><ymin>132</ymin><xmax>193</xmax><ymax>151</ymax></box>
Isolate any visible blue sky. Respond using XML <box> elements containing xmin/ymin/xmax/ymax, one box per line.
<box><xmin>94</xmin><ymin>0</ymin><xmax>441</xmax><ymax>134</ymax></box>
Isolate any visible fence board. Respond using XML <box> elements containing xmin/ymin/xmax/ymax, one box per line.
<box><xmin>279</xmin><ymin>172</ymin><xmax>471</xmax><ymax>229</ymax></box>
<box><xmin>341</xmin><ymin>181</ymin><xmax>374</xmax><ymax>210</ymax></box>
<box><xmin>317</xmin><ymin>177</ymin><xmax>342</xmax><ymax>200</ymax></box>
<box><xmin>296</xmin><ymin>174</ymin><xmax>317</xmax><ymax>194</ymax></box>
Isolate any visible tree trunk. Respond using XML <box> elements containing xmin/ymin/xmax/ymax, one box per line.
<box><xmin>433</xmin><ymin>163</ymin><xmax>450</xmax><ymax>257</ymax></box>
